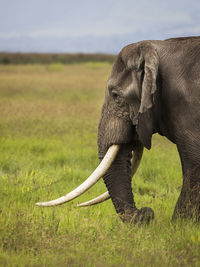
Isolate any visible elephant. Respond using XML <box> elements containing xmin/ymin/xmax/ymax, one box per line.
<box><xmin>36</xmin><ymin>36</ymin><xmax>200</xmax><ymax>224</ymax></box>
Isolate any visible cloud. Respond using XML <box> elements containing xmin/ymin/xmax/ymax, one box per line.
<box><xmin>0</xmin><ymin>0</ymin><xmax>199</xmax><ymax>52</ymax></box>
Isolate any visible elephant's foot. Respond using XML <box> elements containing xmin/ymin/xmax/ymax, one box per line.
<box><xmin>119</xmin><ymin>207</ymin><xmax>154</xmax><ymax>224</ymax></box>
<box><xmin>172</xmin><ymin>205</ymin><xmax>200</xmax><ymax>222</ymax></box>
<box><xmin>173</xmin><ymin>168</ymin><xmax>200</xmax><ymax>222</ymax></box>
<box><xmin>173</xmin><ymin>188</ymin><xmax>200</xmax><ymax>222</ymax></box>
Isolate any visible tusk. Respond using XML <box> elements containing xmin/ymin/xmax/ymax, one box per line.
<box><xmin>35</xmin><ymin>145</ymin><xmax>119</xmax><ymax>207</ymax></box>
<box><xmin>77</xmin><ymin>144</ymin><xmax>144</xmax><ymax>207</ymax></box>
<box><xmin>77</xmin><ymin>191</ymin><xmax>110</xmax><ymax>207</ymax></box>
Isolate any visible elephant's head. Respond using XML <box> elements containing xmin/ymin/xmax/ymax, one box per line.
<box><xmin>36</xmin><ymin>41</ymin><xmax>159</xmax><ymax>223</ymax></box>
<box><xmin>99</xmin><ymin>41</ymin><xmax>159</xmax><ymax>151</ymax></box>
<box><xmin>96</xmin><ymin>41</ymin><xmax>160</xmax><ymax>222</ymax></box>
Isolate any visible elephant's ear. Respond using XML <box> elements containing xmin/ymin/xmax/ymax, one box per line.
<box><xmin>135</xmin><ymin>43</ymin><xmax>159</xmax><ymax>149</ymax></box>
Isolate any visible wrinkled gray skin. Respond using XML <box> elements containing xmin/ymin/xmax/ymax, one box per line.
<box><xmin>98</xmin><ymin>36</ymin><xmax>200</xmax><ymax>223</ymax></box>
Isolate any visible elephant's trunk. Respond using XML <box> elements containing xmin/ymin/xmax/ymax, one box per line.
<box><xmin>102</xmin><ymin>144</ymin><xmax>137</xmax><ymax>222</ymax></box>
<box><xmin>100</xmin><ymin>143</ymin><xmax>154</xmax><ymax>223</ymax></box>
<box><xmin>77</xmin><ymin>145</ymin><xmax>144</xmax><ymax>207</ymax></box>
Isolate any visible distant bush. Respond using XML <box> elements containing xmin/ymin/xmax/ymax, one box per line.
<box><xmin>0</xmin><ymin>52</ymin><xmax>116</xmax><ymax>65</ymax></box>
<box><xmin>84</xmin><ymin>61</ymin><xmax>112</xmax><ymax>68</ymax></box>
<box><xmin>47</xmin><ymin>63</ymin><xmax>66</xmax><ymax>71</ymax></box>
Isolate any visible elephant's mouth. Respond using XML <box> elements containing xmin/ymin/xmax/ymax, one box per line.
<box><xmin>35</xmin><ymin>143</ymin><xmax>143</xmax><ymax>208</ymax></box>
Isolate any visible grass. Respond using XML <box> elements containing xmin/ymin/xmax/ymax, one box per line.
<box><xmin>0</xmin><ymin>63</ymin><xmax>200</xmax><ymax>266</ymax></box>
<box><xmin>47</xmin><ymin>63</ymin><xmax>66</xmax><ymax>72</ymax></box>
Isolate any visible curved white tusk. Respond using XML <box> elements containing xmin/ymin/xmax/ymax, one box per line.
<box><xmin>35</xmin><ymin>145</ymin><xmax>119</xmax><ymax>207</ymax></box>
<box><xmin>77</xmin><ymin>191</ymin><xmax>110</xmax><ymax>207</ymax></box>
<box><xmin>77</xmin><ymin>144</ymin><xmax>144</xmax><ymax>207</ymax></box>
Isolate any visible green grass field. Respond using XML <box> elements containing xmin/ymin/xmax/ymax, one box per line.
<box><xmin>0</xmin><ymin>63</ymin><xmax>200</xmax><ymax>266</ymax></box>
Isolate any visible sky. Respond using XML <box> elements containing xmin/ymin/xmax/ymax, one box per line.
<box><xmin>0</xmin><ymin>0</ymin><xmax>200</xmax><ymax>53</ymax></box>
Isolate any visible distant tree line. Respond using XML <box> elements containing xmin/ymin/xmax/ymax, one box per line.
<box><xmin>0</xmin><ymin>52</ymin><xmax>116</xmax><ymax>64</ymax></box>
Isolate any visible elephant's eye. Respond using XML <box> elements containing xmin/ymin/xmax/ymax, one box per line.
<box><xmin>112</xmin><ymin>92</ymin><xmax>119</xmax><ymax>100</ymax></box>
<box><xmin>109</xmin><ymin>87</ymin><xmax>121</xmax><ymax>103</ymax></box>
<box><xmin>111</xmin><ymin>91</ymin><xmax>124</xmax><ymax>106</ymax></box>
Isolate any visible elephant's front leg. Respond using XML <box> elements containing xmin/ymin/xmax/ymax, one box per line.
<box><xmin>173</xmin><ymin>166</ymin><xmax>200</xmax><ymax>221</ymax></box>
